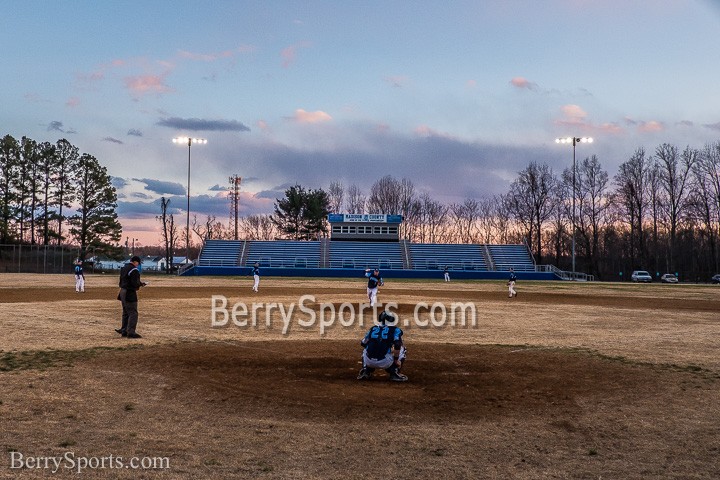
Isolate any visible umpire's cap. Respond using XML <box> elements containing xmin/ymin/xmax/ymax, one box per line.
<box><xmin>378</xmin><ymin>311</ymin><xmax>396</xmax><ymax>325</ymax></box>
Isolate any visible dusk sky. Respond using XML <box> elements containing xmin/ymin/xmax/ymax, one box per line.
<box><xmin>2</xmin><ymin>0</ymin><xmax>720</xmax><ymax>246</ymax></box>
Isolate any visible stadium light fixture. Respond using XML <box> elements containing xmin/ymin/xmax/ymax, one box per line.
<box><xmin>173</xmin><ymin>137</ymin><xmax>207</xmax><ymax>265</ymax></box>
<box><xmin>554</xmin><ymin>136</ymin><xmax>593</xmax><ymax>279</ymax></box>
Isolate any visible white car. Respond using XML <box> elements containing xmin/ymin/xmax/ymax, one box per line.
<box><xmin>660</xmin><ymin>274</ymin><xmax>678</xmax><ymax>284</ymax></box>
<box><xmin>631</xmin><ymin>270</ymin><xmax>653</xmax><ymax>283</ymax></box>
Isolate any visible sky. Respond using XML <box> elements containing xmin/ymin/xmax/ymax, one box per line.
<box><xmin>2</xmin><ymin>0</ymin><xmax>720</xmax><ymax>246</ymax></box>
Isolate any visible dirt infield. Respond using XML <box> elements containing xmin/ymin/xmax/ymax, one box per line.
<box><xmin>1</xmin><ymin>274</ymin><xmax>719</xmax><ymax>478</ymax></box>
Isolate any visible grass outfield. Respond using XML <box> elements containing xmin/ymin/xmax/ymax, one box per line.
<box><xmin>1</xmin><ymin>274</ymin><xmax>719</xmax><ymax>478</ymax></box>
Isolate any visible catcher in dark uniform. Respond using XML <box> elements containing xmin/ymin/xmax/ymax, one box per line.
<box><xmin>357</xmin><ymin>311</ymin><xmax>408</xmax><ymax>382</ymax></box>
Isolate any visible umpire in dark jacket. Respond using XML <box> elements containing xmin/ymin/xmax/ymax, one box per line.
<box><xmin>116</xmin><ymin>256</ymin><xmax>146</xmax><ymax>338</ymax></box>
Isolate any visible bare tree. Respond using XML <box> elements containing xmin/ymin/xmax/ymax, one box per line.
<box><xmin>655</xmin><ymin>143</ymin><xmax>697</xmax><ymax>273</ymax></box>
<box><xmin>507</xmin><ymin>162</ymin><xmax>554</xmax><ymax>262</ymax></box>
<box><xmin>449</xmin><ymin>198</ymin><xmax>480</xmax><ymax>244</ymax></box>
<box><xmin>192</xmin><ymin>214</ymin><xmax>225</xmax><ymax>242</ymax></box>
<box><xmin>690</xmin><ymin>153</ymin><xmax>718</xmax><ymax>274</ymax></box>
<box><xmin>240</xmin><ymin>214</ymin><xmax>279</xmax><ymax>240</ymax></box>
<box><xmin>157</xmin><ymin>197</ymin><xmax>178</xmax><ymax>273</ymax></box>
<box><xmin>367</xmin><ymin>175</ymin><xmax>402</xmax><ymax>214</ymax></box>
<box><xmin>575</xmin><ymin>155</ymin><xmax>611</xmax><ymax>277</ymax></box>
<box><xmin>613</xmin><ymin>148</ymin><xmax>651</xmax><ymax>269</ymax></box>
<box><xmin>417</xmin><ymin>192</ymin><xmax>447</xmax><ymax>243</ymax></box>
<box><xmin>328</xmin><ymin>181</ymin><xmax>344</xmax><ymax>213</ymax></box>
<box><xmin>549</xmin><ymin>175</ymin><xmax>571</xmax><ymax>268</ymax></box>
<box><xmin>346</xmin><ymin>184</ymin><xmax>366</xmax><ymax>214</ymax></box>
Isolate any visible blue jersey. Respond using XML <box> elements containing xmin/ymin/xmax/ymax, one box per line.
<box><xmin>361</xmin><ymin>325</ymin><xmax>403</xmax><ymax>360</ymax></box>
<box><xmin>252</xmin><ymin>266</ymin><xmax>260</xmax><ymax>276</ymax></box>
<box><xmin>74</xmin><ymin>265</ymin><xmax>83</xmax><ymax>276</ymax></box>
<box><xmin>366</xmin><ymin>271</ymin><xmax>382</xmax><ymax>288</ymax></box>
<box><xmin>509</xmin><ymin>271</ymin><xmax>517</xmax><ymax>282</ymax></box>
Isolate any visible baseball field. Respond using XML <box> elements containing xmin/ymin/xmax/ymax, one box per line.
<box><xmin>1</xmin><ymin>273</ymin><xmax>719</xmax><ymax>479</ymax></box>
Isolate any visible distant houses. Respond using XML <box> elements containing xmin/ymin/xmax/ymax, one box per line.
<box><xmin>88</xmin><ymin>255</ymin><xmax>190</xmax><ymax>272</ymax></box>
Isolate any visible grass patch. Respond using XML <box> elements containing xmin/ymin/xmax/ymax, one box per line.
<box><xmin>0</xmin><ymin>345</ymin><xmax>141</xmax><ymax>372</ymax></box>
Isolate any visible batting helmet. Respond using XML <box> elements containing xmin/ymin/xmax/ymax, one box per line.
<box><xmin>378</xmin><ymin>311</ymin><xmax>396</xmax><ymax>325</ymax></box>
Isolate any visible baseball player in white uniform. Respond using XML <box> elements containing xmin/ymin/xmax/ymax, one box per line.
<box><xmin>364</xmin><ymin>268</ymin><xmax>383</xmax><ymax>307</ymax></box>
<box><xmin>74</xmin><ymin>260</ymin><xmax>85</xmax><ymax>293</ymax></box>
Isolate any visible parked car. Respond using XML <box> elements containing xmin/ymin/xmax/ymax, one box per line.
<box><xmin>712</xmin><ymin>274</ymin><xmax>720</xmax><ymax>284</ymax></box>
<box><xmin>660</xmin><ymin>273</ymin><xmax>678</xmax><ymax>283</ymax></box>
<box><xmin>631</xmin><ymin>270</ymin><xmax>653</xmax><ymax>283</ymax></box>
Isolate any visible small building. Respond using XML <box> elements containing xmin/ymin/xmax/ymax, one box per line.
<box><xmin>328</xmin><ymin>213</ymin><xmax>402</xmax><ymax>242</ymax></box>
<box><xmin>157</xmin><ymin>256</ymin><xmax>190</xmax><ymax>271</ymax></box>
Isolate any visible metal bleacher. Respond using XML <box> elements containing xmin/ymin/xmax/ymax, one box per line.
<box><xmin>487</xmin><ymin>244</ymin><xmax>535</xmax><ymax>271</ymax></box>
<box><xmin>198</xmin><ymin>239</ymin><xmax>243</xmax><ymax>266</ymax></box>
<box><xmin>245</xmin><ymin>240</ymin><xmax>321</xmax><ymax>268</ymax></box>
<box><xmin>329</xmin><ymin>241</ymin><xmax>404</xmax><ymax>269</ymax></box>
<box><xmin>408</xmin><ymin>243</ymin><xmax>487</xmax><ymax>271</ymax></box>
<box><xmin>196</xmin><ymin>239</ymin><xmax>535</xmax><ymax>273</ymax></box>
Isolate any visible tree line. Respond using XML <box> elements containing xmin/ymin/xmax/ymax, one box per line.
<box><xmin>0</xmin><ymin>134</ymin><xmax>122</xmax><ymax>259</ymax></box>
<box><xmin>220</xmin><ymin>141</ymin><xmax>718</xmax><ymax>281</ymax></box>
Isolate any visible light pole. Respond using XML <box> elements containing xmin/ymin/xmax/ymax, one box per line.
<box><xmin>173</xmin><ymin>137</ymin><xmax>207</xmax><ymax>264</ymax></box>
<box><xmin>555</xmin><ymin>136</ymin><xmax>593</xmax><ymax>278</ymax></box>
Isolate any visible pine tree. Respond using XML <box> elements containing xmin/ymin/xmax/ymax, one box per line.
<box><xmin>69</xmin><ymin>154</ymin><xmax>122</xmax><ymax>260</ymax></box>
<box><xmin>272</xmin><ymin>185</ymin><xmax>329</xmax><ymax>240</ymax></box>
<box><xmin>0</xmin><ymin>135</ymin><xmax>20</xmax><ymax>243</ymax></box>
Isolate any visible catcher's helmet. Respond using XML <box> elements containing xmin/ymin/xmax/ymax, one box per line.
<box><xmin>378</xmin><ymin>311</ymin><xmax>396</xmax><ymax>325</ymax></box>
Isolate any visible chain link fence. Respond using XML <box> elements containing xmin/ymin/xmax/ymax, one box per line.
<box><xmin>0</xmin><ymin>244</ymin><xmax>80</xmax><ymax>274</ymax></box>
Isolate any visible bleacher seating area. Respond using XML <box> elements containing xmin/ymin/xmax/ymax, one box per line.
<box><xmin>197</xmin><ymin>239</ymin><xmax>535</xmax><ymax>272</ymax></box>
<box><xmin>487</xmin><ymin>244</ymin><xmax>535</xmax><ymax>271</ymax></box>
<box><xmin>329</xmin><ymin>241</ymin><xmax>404</xmax><ymax>269</ymax></box>
<box><xmin>197</xmin><ymin>240</ymin><xmax>243</xmax><ymax>266</ymax></box>
<box><xmin>409</xmin><ymin>243</ymin><xmax>486</xmax><ymax>270</ymax></box>
<box><xmin>246</xmin><ymin>240</ymin><xmax>321</xmax><ymax>268</ymax></box>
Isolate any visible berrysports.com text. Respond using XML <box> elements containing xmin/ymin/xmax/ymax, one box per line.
<box><xmin>8</xmin><ymin>451</ymin><xmax>170</xmax><ymax>474</ymax></box>
<box><xmin>210</xmin><ymin>294</ymin><xmax>477</xmax><ymax>335</ymax></box>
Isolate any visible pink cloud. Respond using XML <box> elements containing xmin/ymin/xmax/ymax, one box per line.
<box><xmin>414</xmin><ymin>125</ymin><xmax>456</xmax><ymax>140</ymax></box>
<box><xmin>598</xmin><ymin>123</ymin><xmax>624</xmax><ymax>134</ymax></box>
<box><xmin>509</xmin><ymin>77</ymin><xmax>538</xmax><ymax>90</ymax></box>
<box><xmin>66</xmin><ymin>97</ymin><xmax>80</xmax><ymax>108</ymax></box>
<box><xmin>124</xmin><ymin>74</ymin><xmax>173</xmax><ymax>96</ymax></box>
<box><xmin>281</xmin><ymin>41</ymin><xmax>311</xmax><ymax>68</ymax></box>
<box><xmin>466</xmin><ymin>80</ymin><xmax>477</xmax><ymax>89</ymax></box>
<box><xmin>561</xmin><ymin>104</ymin><xmax>587</xmax><ymax>122</ymax></box>
<box><xmin>638</xmin><ymin>120</ymin><xmax>664</xmax><ymax>133</ymax></box>
<box><xmin>290</xmin><ymin>109</ymin><xmax>332</xmax><ymax>123</ymax></box>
